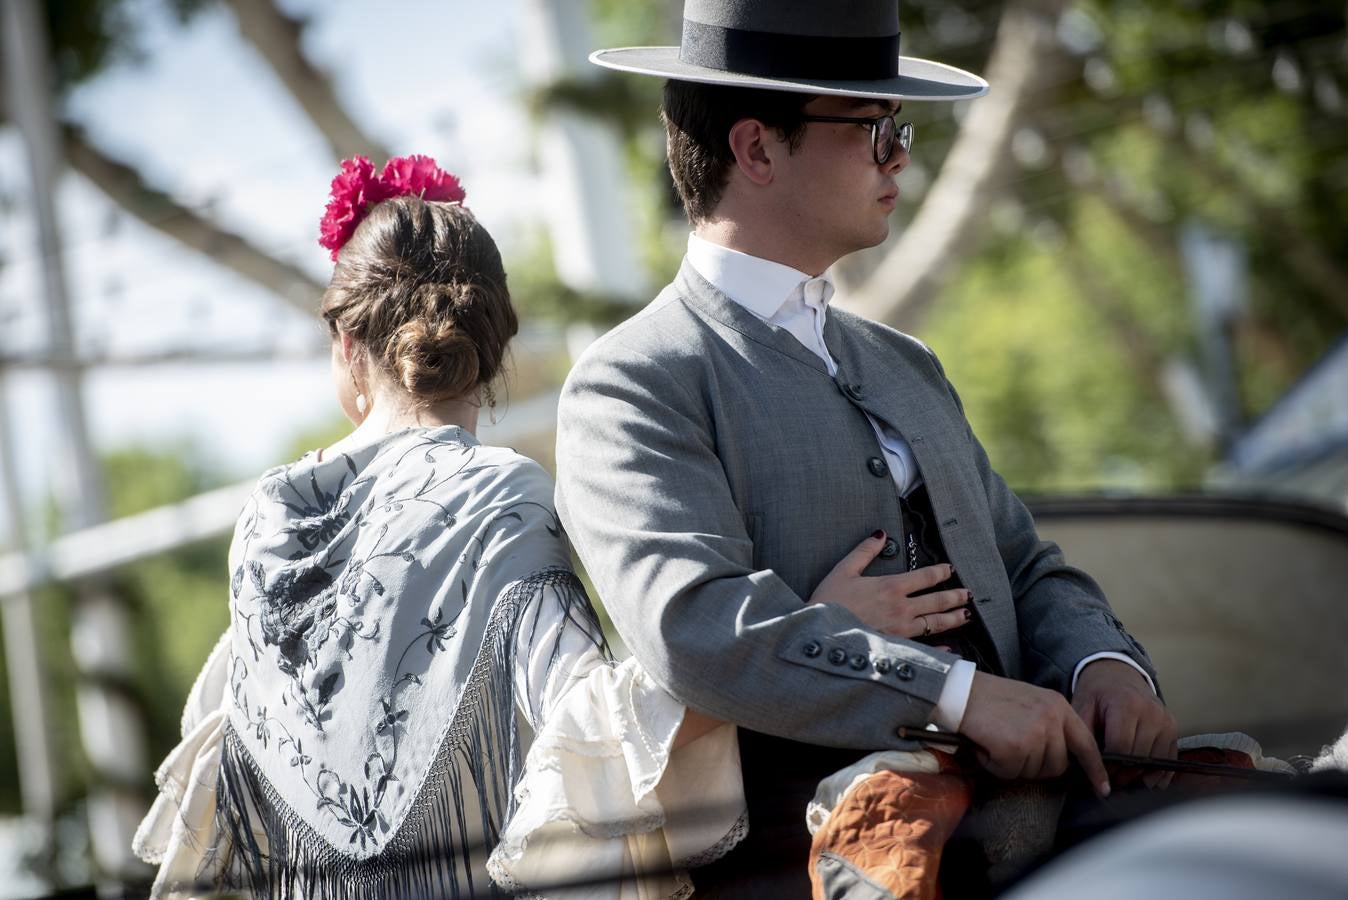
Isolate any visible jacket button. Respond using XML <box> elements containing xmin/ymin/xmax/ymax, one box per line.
<box><xmin>803</xmin><ymin>641</ymin><xmax>822</xmax><ymax>658</ymax></box>
<box><xmin>874</xmin><ymin>658</ymin><xmax>893</xmax><ymax>674</ymax></box>
<box><xmin>866</xmin><ymin>456</ymin><xmax>888</xmax><ymax>478</ymax></box>
<box><xmin>895</xmin><ymin>663</ymin><xmax>916</xmax><ymax>681</ymax></box>
<box><xmin>879</xmin><ymin>538</ymin><xmax>899</xmax><ymax>559</ymax></box>
<box><xmin>828</xmin><ymin>648</ymin><xmax>848</xmax><ymax>666</ymax></box>
<box><xmin>849</xmin><ymin>654</ymin><xmax>869</xmax><ymax>671</ymax></box>
<box><xmin>845</xmin><ymin>382</ymin><xmax>865</xmax><ymax>401</ymax></box>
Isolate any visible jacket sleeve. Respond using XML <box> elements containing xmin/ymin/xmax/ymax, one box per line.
<box><xmin>555</xmin><ymin>340</ymin><xmax>961</xmax><ymax>750</ymax></box>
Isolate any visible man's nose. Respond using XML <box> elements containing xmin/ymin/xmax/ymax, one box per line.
<box><xmin>883</xmin><ymin>145</ymin><xmax>910</xmax><ymax>174</ymax></box>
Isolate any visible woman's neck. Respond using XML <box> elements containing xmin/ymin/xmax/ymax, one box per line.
<box><xmin>360</xmin><ymin>395</ymin><xmax>480</xmax><ymax>435</ymax></box>
<box><xmin>324</xmin><ymin>393</ymin><xmax>481</xmax><ymax>460</ymax></box>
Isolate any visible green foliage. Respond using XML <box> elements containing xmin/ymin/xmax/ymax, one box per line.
<box><xmin>0</xmin><ymin>445</ymin><xmax>233</xmax><ymax>817</ymax></box>
<box><xmin>42</xmin><ymin>0</ymin><xmax>137</xmax><ymax>90</ymax></box>
<box><xmin>575</xmin><ymin>0</ymin><xmax>1347</xmax><ymax>496</ymax></box>
<box><xmin>524</xmin><ymin>75</ymin><xmax>658</xmax><ymax>140</ymax></box>
<box><xmin>101</xmin><ymin>446</ymin><xmax>233</xmax><ymax>768</ymax></box>
<box><xmin>506</xmin><ymin>228</ymin><xmax>652</xmax><ymax>327</ymax></box>
<box><xmin>101</xmin><ymin>440</ymin><xmax>213</xmax><ymax>518</ymax></box>
<box><xmin>284</xmin><ymin>416</ymin><xmax>353</xmax><ymax>464</ymax></box>
<box><xmin>17</xmin><ymin>0</ymin><xmax>219</xmax><ymax>97</ymax></box>
<box><xmin>925</xmin><ymin>222</ymin><xmax>1208</xmax><ymax>493</ymax></box>
<box><xmin>589</xmin><ymin>0</ymin><xmax>674</xmax><ymax>48</ymax></box>
<box><xmin>0</xmin><ymin>579</ymin><xmax>91</xmax><ymax>815</ymax></box>
<box><xmin>913</xmin><ymin>1</ymin><xmax>1346</xmax><ymax>490</ymax></box>
<box><xmin>122</xmin><ymin>546</ymin><xmax>231</xmax><ymax>764</ymax></box>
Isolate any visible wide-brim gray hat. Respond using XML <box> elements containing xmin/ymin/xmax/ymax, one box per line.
<box><xmin>589</xmin><ymin>0</ymin><xmax>988</xmax><ymax>102</ymax></box>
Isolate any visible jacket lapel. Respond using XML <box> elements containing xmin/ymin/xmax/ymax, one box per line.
<box><xmin>675</xmin><ymin>259</ymin><xmax>831</xmax><ymax>377</ymax></box>
<box><xmin>822</xmin><ymin>310</ymin><xmax>944</xmax><ymax>443</ymax></box>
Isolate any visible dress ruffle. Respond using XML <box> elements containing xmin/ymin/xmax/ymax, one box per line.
<box><xmin>488</xmin><ymin>657</ymin><xmax>746</xmax><ymax>899</ymax></box>
<box><xmin>132</xmin><ymin>633</ymin><xmax>232</xmax><ymax>898</ymax></box>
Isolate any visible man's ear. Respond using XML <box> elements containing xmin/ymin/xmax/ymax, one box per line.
<box><xmin>727</xmin><ymin>118</ymin><xmax>777</xmax><ymax>187</ymax></box>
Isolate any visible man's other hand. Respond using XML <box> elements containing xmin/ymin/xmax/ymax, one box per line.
<box><xmin>1072</xmin><ymin>658</ymin><xmax>1179</xmax><ymax>789</ymax></box>
<box><xmin>959</xmin><ymin>672</ymin><xmax>1112</xmax><ymax>797</ymax></box>
<box><xmin>808</xmin><ymin>533</ymin><xmax>969</xmax><ymax>639</ymax></box>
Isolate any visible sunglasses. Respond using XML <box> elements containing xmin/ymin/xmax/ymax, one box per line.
<box><xmin>798</xmin><ymin>113</ymin><xmax>914</xmax><ymax>165</ymax></box>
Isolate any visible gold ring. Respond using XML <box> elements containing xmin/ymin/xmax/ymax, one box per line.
<box><xmin>920</xmin><ymin>615</ymin><xmax>931</xmax><ymax>638</ymax></box>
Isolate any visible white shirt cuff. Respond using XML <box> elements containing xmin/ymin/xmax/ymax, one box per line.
<box><xmin>1071</xmin><ymin>652</ymin><xmax>1157</xmax><ymax>696</ymax></box>
<box><xmin>930</xmin><ymin>659</ymin><xmax>976</xmax><ymax>731</ymax></box>
<box><xmin>927</xmin><ymin>654</ymin><xmax>1153</xmax><ymax>735</ymax></box>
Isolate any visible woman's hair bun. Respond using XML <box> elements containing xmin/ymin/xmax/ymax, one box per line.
<box><xmin>387</xmin><ymin>314</ymin><xmax>481</xmax><ymax>403</ymax></box>
<box><xmin>319</xmin><ymin>196</ymin><xmax>518</xmax><ymax>408</ymax></box>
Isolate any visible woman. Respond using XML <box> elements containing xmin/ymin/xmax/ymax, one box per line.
<box><xmin>134</xmin><ymin>154</ymin><xmax>972</xmax><ymax>900</ymax></box>
<box><xmin>134</xmin><ymin>155</ymin><xmax>635</xmax><ymax>899</ymax></box>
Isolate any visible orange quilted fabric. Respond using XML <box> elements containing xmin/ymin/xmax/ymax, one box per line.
<box><xmin>809</xmin><ymin>753</ymin><xmax>972</xmax><ymax>899</ymax></box>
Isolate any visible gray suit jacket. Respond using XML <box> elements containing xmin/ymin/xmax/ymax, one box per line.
<box><xmin>555</xmin><ymin>260</ymin><xmax>1155</xmax><ymax>751</ymax></box>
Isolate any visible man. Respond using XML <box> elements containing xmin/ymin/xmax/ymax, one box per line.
<box><xmin>555</xmin><ymin>1</ymin><xmax>1177</xmax><ymax>893</ymax></box>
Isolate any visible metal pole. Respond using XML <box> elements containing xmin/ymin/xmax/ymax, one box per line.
<box><xmin>1</xmin><ymin>0</ymin><xmax>152</xmax><ymax>887</ymax></box>
<box><xmin>0</xmin><ymin>371</ymin><xmax>59</xmax><ymax>874</ymax></box>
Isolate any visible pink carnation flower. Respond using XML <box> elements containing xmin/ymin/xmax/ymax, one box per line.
<box><xmin>318</xmin><ymin>156</ymin><xmax>396</xmax><ymax>261</ymax></box>
<box><xmin>379</xmin><ymin>154</ymin><xmax>466</xmax><ymax>204</ymax></box>
<box><xmin>318</xmin><ymin>154</ymin><xmax>466</xmax><ymax>261</ymax></box>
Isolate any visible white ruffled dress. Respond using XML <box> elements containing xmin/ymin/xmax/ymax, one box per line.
<box><xmin>138</xmin><ymin>553</ymin><xmax>744</xmax><ymax>900</ymax></box>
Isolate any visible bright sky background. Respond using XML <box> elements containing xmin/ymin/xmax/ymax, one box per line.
<box><xmin>0</xmin><ymin>0</ymin><xmax>558</xmax><ymax>539</ymax></box>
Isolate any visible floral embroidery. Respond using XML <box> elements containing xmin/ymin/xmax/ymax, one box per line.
<box><xmin>227</xmin><ymin>430</ymin><xmax>563</xmax><ymax>849</ymax></box>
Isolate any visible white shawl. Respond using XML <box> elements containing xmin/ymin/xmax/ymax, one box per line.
<box><xmin>136</xmin><ymin>426</ymin><xmax>604</xmax><ymax>898</ymax></box>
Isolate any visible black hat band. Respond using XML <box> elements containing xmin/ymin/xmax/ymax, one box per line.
<box><xmin>679</xmin><ymin>20</ymin><xmax>902</xmax><ymax>81</ymax></box>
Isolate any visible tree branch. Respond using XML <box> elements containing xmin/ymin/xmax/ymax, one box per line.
<box><xmin>222</xmin><ymin>0</ymin><xmax>392</xmax><ymax>162</ymax></box>
<box><xmin>841</xmin><ymin>0</ymin><xmax>1071</xmax><ymax>332</ymax></box>
<box><xmin>1170</xmin><ymin>137</ymin><xmax>1348</xmax><ymax>322</ymax></box>
<box><xmin>62</xmin><ymin>122</ymin><xmax>324</xmax><ymax>313</ymax></box>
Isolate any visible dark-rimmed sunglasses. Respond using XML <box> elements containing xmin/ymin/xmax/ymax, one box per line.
<box><xmin>798</xmin><ymin>113</ymin><xmax>914</xmax><ymax>165</ymax></box>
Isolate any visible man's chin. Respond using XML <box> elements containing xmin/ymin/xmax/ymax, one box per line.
<box><xmin>831</xmin><ymin>222</ymin><xmax>892</xmax><ymax>262</ymax></box>
<box><xmin>858</xmin><ymin>222</ymin><xmax>892</xmax><ymax>251</ymax></box>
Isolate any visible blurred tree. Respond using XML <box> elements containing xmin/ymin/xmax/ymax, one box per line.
<box><xmin>569</xmin><ymin>0</ymin><xmax>1346</xmax><ymax>491</ymax></box>
<box><xmin>0</xmin><ymin>0</ymin><xmax>329</xmax><ymax>313</ymax></box>
<box><xmin>916</xmin><ymin>0</ymin><xmax>1348</xmax><ymax>488</ymax></box>
<box><xmin>99</xmin><ymin>447</ymin><xmax>231</xmax><ymax>766</ymax></box>
<box><xmin>0</xmin><ymin>447</ymin><xmax>228</xmax><ymax>895</ymax></box>
<box><xmin>0</xmin><ymin>445</ymin><xmax>230</xmax><ymax>817</ymax></box>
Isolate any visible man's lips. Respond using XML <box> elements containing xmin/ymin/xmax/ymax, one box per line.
<box><xmin>879</xmin><ymin>188</ymin><xmax>899</xmax><ymax>207</ymax></box>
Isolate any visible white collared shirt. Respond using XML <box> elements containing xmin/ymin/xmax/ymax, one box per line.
<box><xmin>685</xmin><ymin>233</ymin><xmax>1154</xmax><ymax>730</ymax></box>
<box><xmin>686</xmin><ymin>233</ymin><xmax>923</xmax><ymax>494</ymax></box>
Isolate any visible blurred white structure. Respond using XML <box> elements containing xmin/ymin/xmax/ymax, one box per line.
<box><xmin>515</xmin><ymin>0</ymin><xmax>646</xmax><ymax>302</ymax></box>
<box><xmin>3</xmin><ymin>0</ymin><xmax>149</xmax><ymax>884</ymax></box>
<box><xmin>1214</xmin><ymin>332</ymin><xmax>1348</xmax><ymax>510</ymax></box>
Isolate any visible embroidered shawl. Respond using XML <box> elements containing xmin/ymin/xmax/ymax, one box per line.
<box><xmin>211</xmin><ymin>425</ymin><xmax>601</xmax><ymax>898</ymax></box>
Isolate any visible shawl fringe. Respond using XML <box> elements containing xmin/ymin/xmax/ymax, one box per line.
<box><xmin>208</xmin><ymin>567</ymin><xmax>603</xmax><ymax>900</ymax></box>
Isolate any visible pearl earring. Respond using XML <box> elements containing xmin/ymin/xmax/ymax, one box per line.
<box><xmin>351</xmin><ymin>371</ymin><xmax>368</xmax><ymax>418</ymax></box>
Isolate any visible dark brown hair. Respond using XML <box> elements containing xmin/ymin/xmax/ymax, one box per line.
<box><xmin>661</xmin><ymin>80</ymin><xmax>812</xmax><ymax>223</ymax></box>
<box><xmin>320</xmin><ymin>196</ymin><xmax>518</xmax><ymax>408</ymax></box>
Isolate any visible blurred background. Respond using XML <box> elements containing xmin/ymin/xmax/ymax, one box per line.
<box><xmin>0</xmin><ymin>0</ymin><xmax>1345</xmax><ymax>895</ymax></box>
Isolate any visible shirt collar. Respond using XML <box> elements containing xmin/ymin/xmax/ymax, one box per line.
<box><xmin>686</xmin><ymin>233</ymin><xmax>835</xmax><ymax>320</ymax></box>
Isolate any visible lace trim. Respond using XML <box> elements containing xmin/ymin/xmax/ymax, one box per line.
<box><xmin>487</xmin><ymin>841</ymin><xmax>697</xmax><ymax>900</ymax></box>
<box><xmin>676</xmin><ymin>811</ymin><xmax>749</xmax><ymax>869</ymax></box>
